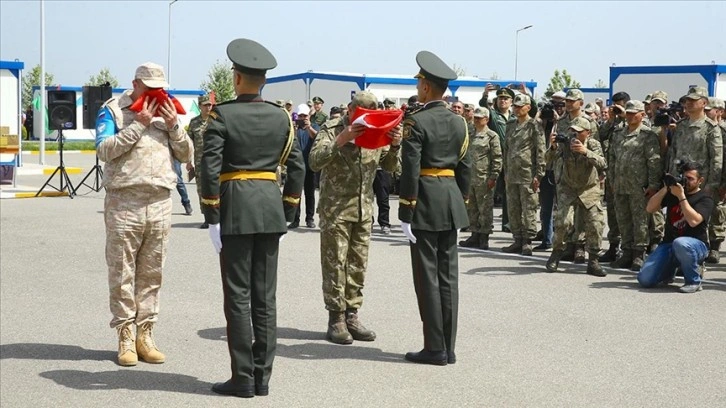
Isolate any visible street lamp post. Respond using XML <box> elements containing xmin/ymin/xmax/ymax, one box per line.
<box><xmin>514</xmin><ymin>25</ymin><xmax>533</xmax><ymax>81</ymax></box>
<box><xmin>167</xmin><ymin>0</ymin><xmax>178</xmax><ymax>85</ymax></box>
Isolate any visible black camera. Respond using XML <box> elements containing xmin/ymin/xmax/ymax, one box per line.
<box><xmin>296</xmin><ymin>118</ymin><xmax>307</xmax><ymax>128</ymax></box>
<box><xmin>653</xmin><ymin>101</ymin><xmax>683</xmax><ymax>127</ymax></box>
<box><xmin>663</xmin><ymin>160</ymin><xmax>685</xmax><ymax>186</ymax></box>
<box><xmin>554</xmin><ymin>133</ymin><xmax>572</xmax><ymax>144</ymax></box>
<box><xmin>539</xmin><ymin>100</ymin><xmax>565</xmax><ymax>121</ymax></box>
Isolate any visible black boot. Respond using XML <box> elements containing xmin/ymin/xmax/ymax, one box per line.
<box><xmin>546</xmin><ymin>250</ymin><xmax>563</xmax><ymax>272</ymax></box>
<box><xmin>502</xmin><ymin>238</ymin><xmax>523</xmax><ymax>253</ymax></box>
<box><xmin>598</xmin><ymin>241</ymin><xmax>620</xmax><ymax>262</ymax></box>
<box><xmin>521</xmin><ymin>239</ymin><xmax>533</xmax><ymax>256</ymax></box>
<box><xmin>587</xmin><ymin>253</ymin><xmax>606</xmax><ymax>277</ymax></box>
<box><xmin>573</xmin><ymin>243</ymin><xmax>586</xmax><ymax>264</ymax></box>
<box><xmin>630</xmin><ymin>249</ymin><xmax>646</xmax><ymax>271</ymax></box>
<box><xmin>705</xmin><ymin>240</ymin><xmax>722</xmax><ymax>264</ymax></box>
<box><xmin>459</xmin><ymin>232</ymin><xmax>481</xmax><ymax>248</ymax></box>
<box><xmin>560</xmin><ymin>242</ymin><xmax>576</xmax><ymax>262</ymax></box>
<box><xmin>611</xmin><ymin>249</ymin><xmax>633</xmax><ymax>269</ymax></box>
<box><xmin>479</xmin><ymin>234</ymin><xmax>490</xmax><ymax>250</ymax></box>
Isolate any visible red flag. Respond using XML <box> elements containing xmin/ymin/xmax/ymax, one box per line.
<box><xmin>350</xmin><ymin>108</ymin><xmax>403</xmax><ymax>149</ymax></box>
<box><xmin>129</xmin><ymin>89</ymin><xmax>186</xmax><ymax>116</ymax></box>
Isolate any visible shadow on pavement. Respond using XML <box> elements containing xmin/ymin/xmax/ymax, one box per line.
<box><xmin>39</xmin><ymin>369</ymin><xmax>212</xmax><ymax>395</ymax></box>
<box><xmin>0</xmin><ymin>343</ymin><xmax>114</xmax><ymax>362</ymax></box>
<box><xmin>197</xmin><ymin>327</ymin><xmax>326</xmax><ymax>342</ymax></box>
<box><xmin>171</xmin><ymin>222</ymin><xmax>204</xmax><ymax>229</ymax></box>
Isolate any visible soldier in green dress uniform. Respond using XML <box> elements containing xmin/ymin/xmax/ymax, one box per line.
<box><xmin>201</xmin><ymin>38</ymin><xmax>305</xmax><ymax>398</ymax></box>
<box><xmin>399</xmin><ymin>51</ymin><xmax>471</xmax><ymax>366</ymax></box>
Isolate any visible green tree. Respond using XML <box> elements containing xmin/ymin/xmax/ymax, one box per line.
<box><xmin>86</xmin><ymin>67</ymin><xmax>119</xmax><ymax>88</ymax></box>
<box><xmin>22</xmin><ymin>64</ymin><xmax>54</xmax><ymax>109</ymax></box>
<box><xmin>544</xmin><ymin>69</ymin><xmax>581</xmax><ymax>98</ymax></box>
<box><xmin>201</xmin><ymin>60</ymin><xmax>234</xmax><ymax>103</ymax></box>
<box><xmin>593</xmin><ymin>78</ymin><xmax>607</xmax><ymax>88</ymax></box>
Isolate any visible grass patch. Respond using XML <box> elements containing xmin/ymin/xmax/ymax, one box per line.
<box><xmin>21</xmin><ymin>141</ymin><xmax>96</xmax><ymax>151</ymax></box>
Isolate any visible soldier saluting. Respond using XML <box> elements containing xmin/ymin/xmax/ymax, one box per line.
<box><xmin>399</xmin><ymin>51</ymin><xmax>471</xmax><ymax>366</ymax></box>
<box><xmin>200</xmin><ymin>38</ymin><xmax>305</xmax><ymax>398</ymax></box>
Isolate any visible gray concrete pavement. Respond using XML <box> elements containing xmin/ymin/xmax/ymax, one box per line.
<box><xmin>1</xmin><ymin>153</ymin><xmax>725</xmax><ymax>407</ymax></box>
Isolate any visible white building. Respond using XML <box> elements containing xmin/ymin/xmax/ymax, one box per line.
<box><xmin>610</xmin><ymin>64</ymin><xmax>726</xmax><ymax>103</ymax></box>
<box><xmin>0</xmin><ymin>60</ymin><xmax>24</xmax><ymax>139</ymax></box>
<box><xmin>263</xmin><ymin>71</ymin><xmax>537</xmax><ymax>108</ymax></box>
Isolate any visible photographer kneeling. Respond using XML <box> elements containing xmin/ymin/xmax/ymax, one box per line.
<box><xmin>637</xmin><ymin>162</ymin><xmax>714</xmax><ymax>293</ymax></box>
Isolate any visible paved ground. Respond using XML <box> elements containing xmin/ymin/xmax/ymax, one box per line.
<box><xmin>1</xmin><ymin>153</ymin><xmax>725</xmax><ymax>407</ymax></box>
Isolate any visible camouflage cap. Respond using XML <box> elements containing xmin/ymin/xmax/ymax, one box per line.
<box><xmin>199</xmin><ymin>94</ymin><xmax>212</xmax><ymax>105</ymax></box>
<box><xmin>473</xmin><ymin>107</ymin><xmax>490</xmax><ymax>118</ymax></box>
<box><xmin>584</xmin><ymin>102</ymin><xmax>598</xmax><ymax>113</ymax></box>
<box><xmin>135</xmin><ymin>62</ymin><xmax>168</xmax><ymax>88</ymax></box>
<box><xmin>383</xmin><ymin>97</ymin><xmax>396</xmax><ymax>106</ymax></box>
<box><xmin>643</xmin><ymin>94</ymin><xmax>652</xmax><ymax>104</ymax></box>
<box><xmin>512</xmin><ymin>93</ymin><xmax>531</xmax><ymax>107</ymax></box>
<box><xmin>706</xmin><ymin>97</ymin><xmax>725</xmax><ymax>110</ymax></box>
<box><xmin>463</xmin><ymin>103</ymin><xmax>475</xmax><ymax>110</ymax></box>
<box><xmin>285</xmin><ymin>99</ymin><xmax>293</xmax><ymax>106</ymax></box>
<box><xmin>339</xmin><ymin>103</ymin><xmax>347</xmax><ymax>109</ymax></box>
<box><xmin>625</xmin><ymin>100</ymin><xmax>645</xmax><ymax>113</ymax></box>
<box><xmin>565</xmin><ymin>89</ymin><xmax>584</xmax><ymax>101</ymax></box>
<box><xmin>312</xmin><ymin>96</ymin><xmax>324</xmax><ymax>104</ymax></box>
<box><xmin>684</xmin><ymin>86</ymin><xmax>708</xmax><ymax>101</ymax></box>
<box><xmin>275</xmin><ymin>99</ymin><xmax>285</xmax><ymax>106</ymax></box>
<box><xmin>552</xmin><ymin>91</ymin><xmax>567</xmax><ymax>100</ymax></box>
<box><xmin>569</xmin><ymin>116</ymin><xmax>591</xmax><ymax>132</ymax></box>
<box><xmin>651</xmin><ymin>91</ymin><xmax>668</xmax><ymax>104</ymax></box>
<box><xmin>351</xmin><ymin>91</ymin><xmax>378</xmax><ymax>109</ymax></box>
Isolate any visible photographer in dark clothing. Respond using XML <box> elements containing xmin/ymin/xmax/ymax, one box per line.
<box><xmin>638</xmin><ymin>161</ymin><xmax>713</xmax><ymax>293</ymax></box>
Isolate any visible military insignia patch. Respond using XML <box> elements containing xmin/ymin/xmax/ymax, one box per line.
<box><xmin>209</xmin><ymin>111</ymin><xmax>218</xmax><ymax>120</ymax></box>
<box><xmin>402</xmin><ymin>119</ymin><xmax>415</xmax><ymax>139</ymax></box>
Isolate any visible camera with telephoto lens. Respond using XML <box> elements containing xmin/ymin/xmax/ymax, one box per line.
<box><xmin>653</xmin><ymin>101</ymin><xmax>683</xmax><ymax>127</ymax></box>
<box><xmin>663</xmin><ymin>160</ymin><xmax>685</xmax><ymax>187</ymax></box>
<box><xmin>539</xmin><ymin>100</ymin><xmax>565</xmax><ymax>121</ymax></box>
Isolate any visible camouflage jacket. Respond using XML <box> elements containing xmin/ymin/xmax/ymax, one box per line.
<box><xmin>503</xmin><ymin>117</ymin><xmax>545</xmax><ymax>184</ymax></box>
<box><xmin>546</xmin><ymin>136</ymin><xmax>606</xmax><ymax>207</ymax></box>
<box><xmin>187</xmin><ymin>114</ymin><xmax>209</xmax><ymax>167</ymax></box>
<box><xmin>608</xmin><ymin>124</ymin><xmax>662</xmax><ymax>194</ymax></box>
<box><xmin>556</xmin><ymin>112</ymin><xmax>600</xmax><ymax>142</ymax></box>
<box><xmin>309</xmin><ymin>115</ymin><xmax>399</xmax><ymax>222</ymax></box>
<box><xmin>470</xmin><ymin>126</ymin><xmax>502</xmax><ymax>184</ymax></box>
<box><xmin>667</xmin><ymin>116</ymin><xmax>723</xmax><ymax>191</ymax></box>
<box><xmin>598</xmin><ymin>117</ymin><xmax>625</xmax><ymax>159</ymax></box>
<box><xmin>96</xmin><ymin>90</ymin><xmax>193</xmax><ymax>191</ymax></box>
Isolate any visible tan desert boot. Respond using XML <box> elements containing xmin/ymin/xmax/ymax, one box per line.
<box><xmin>116</xmin><ymin>324</ymin><xmax>137</xmax><ymax>366</ymax></box>
<box><xmin>136</xmin><ymin>322</ymin><xmax>165</xmax><ymax>363</ymax></box>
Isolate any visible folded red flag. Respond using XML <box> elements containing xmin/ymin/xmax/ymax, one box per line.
<box><xmin>129</xmin><ymin>88</ymin><xmax>186</xmax><ymax>117</ymax></box>
<box><xmin>350</xmin><ymin>108</ymin><xmax>403</xmax><ymax>149</ymax></box>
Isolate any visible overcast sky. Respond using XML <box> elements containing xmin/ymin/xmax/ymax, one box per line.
<box><xmin>2</xmin><ymin>1</ymin><xmax>724</xmax><ymax>94</ymax></box>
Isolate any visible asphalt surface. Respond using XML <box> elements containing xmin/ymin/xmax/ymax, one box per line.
<box><xmin>1</xmin><ymin>153</ymin><xmax>725</xmax><ymax>407</ymax></box>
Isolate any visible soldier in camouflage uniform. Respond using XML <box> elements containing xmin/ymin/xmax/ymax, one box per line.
<box><xmin>705</xmin><ymin>97</ymin><xmax>726</xmax><ymax>263</ymax></box>
<box><xmin>645</xmin><ymin>91</ymin><xmax>670</xmax><ymax>252</ymax></box>
<box><xmin>309</xmin><ymin>91</ymin><xmax>401</xmax><ymax>345</ymax></box>
<box><xmin>607</xmin><ymin>100</ymin><xmax>662</xmax><ymax>271</ymax></box>
<box><xmin>555</xmin><ymin>89</ymin><xmax>601</xmax><ymax>263</ymax></box>
<box><xmin>667</xmin><ymin>87</ymin><xmax>723</xmax><ymax>263</ymax></box>
<box><xmin>502</xmin><ymin>93</ymin><xmax>545</xmax><ymax>255</ymax></box>
<box><xmin>459</xmin><ymin>107</ymin><xmax>502</xmax><ymax>250</ymax></box>
<box><xmin>186</xmin><ymin>94</ymin><xmax>212</xmax><ymax>228</ymax></box>
<box><xmin>545</xmin><ymin>117</ymin><xmax>607</xmax><ymax>276</ymax></box>
<box><xmin>597</xmin><ymin>92</ymin><xmax>630</xmax><ymax>262</ymax></box>
<box><xmin>95</xmin><ymin>62</ymin><xmax>193</xmax><ymax>366</ymax></box>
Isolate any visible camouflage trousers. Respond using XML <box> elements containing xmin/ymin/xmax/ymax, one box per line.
<box><xmin>105</xmin><ymin>187</ymin><xmax>171</xmax><ymax>329</ymax></box>
<box><xmin>466</xmin><ymin>182</ymin><xmax>495</xmax><ymax>235</ymax></box>
<box><xmin>506</xmin><ymin>183</ymin><xmax>538</xmax><ymax>240</ymax></box>
<box><xmin>319</xmin><ymin>217</ymin><xmax>372</xmax><ymax>312</ymax></box>
<box><xmin>614</xmin><ymin>193</ymin><xmax>649</xmax><ymax>251</ymax></box>
<box><xmin>648</xmin><ymin>211</ymin><xmax>665</xmax><ymax>245</ymax></box>
<box><xmin>708</xmin><ymin>195</ymin><xmax>726</xmax><ymax>244</ymax></box>
<box><xmin>604</xmin><ymin>179</ymin><xmax>620</xmax><ymax>243</ymax></box>
<box><xmin>553</xmin><ymin>196</ymin><xmax>604</xmax><ymax>256</ymax></box>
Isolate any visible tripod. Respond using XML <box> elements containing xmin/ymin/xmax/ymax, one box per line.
<box><xmin>35</xmin><ymin>129</ymin><xmax>75</xmax><ymax>198</ymax></box>
<box><xmin>73</xmin><ymin>154</ymin><xmax>103</xmax><ymax>194</ymax></box>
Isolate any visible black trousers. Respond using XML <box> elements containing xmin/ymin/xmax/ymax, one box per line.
<box><xmin>409</xmin><ymin>229</ymin><xmax>459</xmax><ymax>353</ymax></box>
<box><xmin>219</xmin><ymin>233</ymin><xmax>279</xmax><ymax>387</ymax></box>
<box><xmin>372</xmin><ymin>170</ymin><xmax>391</xmax><ymax>227</ymax></box>
<box><xmin>294</xmin><ymin>167</ymin><xmax>316</xmax><ymax>223</ymax></box>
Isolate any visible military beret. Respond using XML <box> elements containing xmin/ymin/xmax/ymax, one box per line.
<box><xmin>413</xmin><ymin>50</ymin><xmax>457</xmax><ymax>87</ymax></box>
<box><xmin>312</xmin><ymin>96</ymin><xmax>324</xmax><ymax>104</ymax></box>
<box><xmin>227</xmin><ymin>38</ymin><xmax>277</xmax><ymax>75</ymax></box>
<box><xmin>496</xmin><ymin>88</ymin><xmax>515</xmax><ymax>99</ymax></box>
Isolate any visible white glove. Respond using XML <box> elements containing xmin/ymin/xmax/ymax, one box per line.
<box><xmin>401</xmin><ymin>222</ymin><xmax>417</xmax><ymax>244</ymax></box>
<box><xmin>208</xmin><ymin>223</ymin><xmax>222</xmax><ymax>254</ymax></box>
